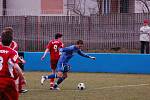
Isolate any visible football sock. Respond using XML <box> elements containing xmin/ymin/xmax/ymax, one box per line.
<box><xmin>50</xmin><ymin>78</ymin><xmax>54</xmax><ymax>87</ymax></box>
<box><xmin>54</xmin><ymin>77</ymin><xmax>66</xmax><ymax>88</ymax></box>
<box><xmin>46</xmin><ymin>74</ymin><xmax>57</xmax><ymax>79</ymax></box>
<box><xmin>50</xmin><ymin>78</ymin><xmax>54</xmax><ymax>84</ymax></box>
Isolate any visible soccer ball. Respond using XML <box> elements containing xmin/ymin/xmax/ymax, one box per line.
<box><xmin>77</xmin><ymin>83</ymin><xmax>85</xmax><ymax>90</ymax></box>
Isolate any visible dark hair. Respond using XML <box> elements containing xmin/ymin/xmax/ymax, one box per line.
<box><xmin>2</xmin><ymin>31</ymin><xmax>13</xmax><ymax>46</ymax></box>
<box><xmin>76</xmin><ymin>40</ymin><xmax>83</xmax><ymax>45</ymax></box>
<box><xmin>55</xmin><ymin>33</ymin><xmax>63</xmax><ymax>39</ymax></box>
<box><xmin>3</xmin><ymin>27</ymin><xmax>13</xmax><ymax>35</ymax></box>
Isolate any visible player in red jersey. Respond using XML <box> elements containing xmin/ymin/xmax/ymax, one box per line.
<box><xmin>10</xmin><ymin>40</ymin><xmax>18</xmax><ymax>51</ymax></box>
<box><xmin>4</xmin><ymin>27</ymin><xmax>18</xmax><ymax>51</ymax></box>
<box><xmin>41</xmin><ymin>33</ymin><xmax>64</xmax><ymax>89</ymax></box>
<box><xmin>0</xmin><ymin>31</ymin><xmax>19</xmax><ymax>100</ymax></box>
<box><xmin>3</xmin><ymin>27</ymin><xmax>27</xmax><ymax>93</ymax></box>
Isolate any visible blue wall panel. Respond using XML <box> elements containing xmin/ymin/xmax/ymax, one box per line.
<box><xmin>24</xmin><ymin>52</ymin><xmax>51</xmax><ymax>71</ymax></box>
<box><xmin>24</xmin><ymin>52</ymin><xmax>150</xmax><ymax>74</ymax></box>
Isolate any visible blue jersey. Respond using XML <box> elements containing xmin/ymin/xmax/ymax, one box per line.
<box><xmin>57</xmin><ymin>45</ymin><xmax>90</xmax><ymax>72</ymax></box>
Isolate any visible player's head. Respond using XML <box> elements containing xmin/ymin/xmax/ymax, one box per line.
<box><xmin>3</xmin><ymin>27</ymin><xmax>14</xmax><ymax>35</ymax></box>
<box><xmin>55</xmin><ymin>33</ymin><xmax>63</xmax><ymax>39</ymax></box>
<box><xmin>144</xmin><ymin>19</ymin><xmax>149</xmax><ymax>26</ymax></box>
<box><xmin>1</xmin><ymin>31</ymin><xmax>13</xmax><ymax>46</ymax></box>
<box><xmin>76</xmin><ymin>40</ymin><xmax>84</xmax><ymax>48</ymax></box>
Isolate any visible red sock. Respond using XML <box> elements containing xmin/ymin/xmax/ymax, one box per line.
<box><xmin>50</xmin><ymin>78</ymin><xmax>54</xmax><ymax>87</ymax></box>
<box><xmin>18</xmin><ymin>75</ymin><xmax>26</xmax><ymax>92</ymax></box>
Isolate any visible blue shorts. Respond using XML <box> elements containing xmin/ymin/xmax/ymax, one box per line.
<box><xmin>57</xmin><ymin>63</ymin><xmax>71</xmax><ymax>72</ymax></box>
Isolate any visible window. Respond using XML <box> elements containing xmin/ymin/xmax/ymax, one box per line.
<box><xmin>120</xmin><ymin>0</ymin><xmax>129</xmax><ymax>13</ymax></box>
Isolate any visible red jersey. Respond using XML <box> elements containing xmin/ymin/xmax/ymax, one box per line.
<box><xmin>47</xmin><ymin>39</ymin><xmax>64</xmax><ymax>60</ymax></box>
<box><xmin>0</xmin><ymin>46</ymin><xmax>18</xmax><ymax>78</ymax></box>
<box><xmin>10</xmin><ymin>41</ymin><xmax>18</xmax><ymax>51</ymax></box>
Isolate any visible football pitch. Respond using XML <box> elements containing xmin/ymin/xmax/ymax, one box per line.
<box><xmin>20</xmin><ymin>72</ymin><xmax>150</xmax><ymax>100</ymax></box>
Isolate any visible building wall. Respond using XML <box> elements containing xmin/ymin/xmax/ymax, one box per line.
<box><xmin>110</xmin><ymin>0</ymin><xmax>118</xmax><ymax>13</ymax></box>
<box><xmin>7</xmin><ymin>0</ymin><xmax>40</xmax><ymax>16</ymax></box>
<box><xmin>65</xmin><ymin>0</ymin><xmax>98</xmax><ymax>16</ymax></box>
<box><xmin>5</xmin><ymin>0</ymin><xmax>98</xmax><ymax>16</ymax></box>
<box><xmin>6</xmin><ymin>0</ymin><xmax>65</xmax><ymax>16</ymax></box>
<box><xmin>129</xmin><ymin>0</ymin><xmax>135</xmax><ymax>13</ymax></box>
<box><xmin>2</xmin><ymin>0</ymin><xmax>149</xmax><ymax>16</ymax></box>
<box><xmin>41</xmin><ymin>0</ymin><xmax>63</xmax><ymax>14</ymax></box>
<box><xmin>0</xmin><ymin>0</ymin><xmax>2</xmax><ymax>15</ymax></box>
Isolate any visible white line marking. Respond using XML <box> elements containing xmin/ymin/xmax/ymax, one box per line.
<box><xmin>28</xmin><ymin>84</ymin><xmax>149</xmax><ymax>91</ymax></box>
<box><xmin>89</xmin><ymin>83</ymin><xmax>149</xmax><ymax>90</ymax></box>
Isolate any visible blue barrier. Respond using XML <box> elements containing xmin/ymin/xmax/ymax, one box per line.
<box><xmin>24</xmin><ymin>52</ymin><xmax>150</xmax><ymax>74</ymax></box>
<box><xmin>24</xmin><ymin>52</ymin><xmax>50</xmax><ymax>71</ymax></box>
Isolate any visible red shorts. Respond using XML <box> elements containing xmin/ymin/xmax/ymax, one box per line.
<box><xmin>50</xmin><ymin>59</ymin><xmax>59</xmax><ymax>70</ymax></box>
<box><xmin>0</xmin><ymin>77</ymin><xmax>18</xmax><ymax>100</ymax></box>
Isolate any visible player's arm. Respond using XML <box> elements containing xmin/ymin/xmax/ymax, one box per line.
<box><xmin>60</xmin><ymin>42</ymin><xmax>64</xmax><ymax>48</ymax></box>
<box><xmin>41</xmin><ymin>41</ymin><xmax>51</xmax><ymax>60</ymax></box>
<box><xmin>12</xmin><ymin>41</ymin><xmax>18</xmax><ymax>51</ymax></box>
<box><xmin>18</xmin><ymin>56</ymin><xmax>26</xmax><ymax>64</ymax></box>
<box><xmin>41</xmin><ymin>48</ymin><xmax>49</xmax><ymax>60</ymax></box>
<box><xmin>77</xmin><ymin>50</ymin><xmax>96</xmax><ymax>60</ymax></box>
<box><xmin>10</xmin><ymin>52</ymin><xmax>24</xmax><ymax>78</ymax></box>
<box><xmin>59</xmin><ymin>46</ymin><xmax>74</xmax><ymax>52</ymax></box>
<box><xmin>13</xmin><ymin>62</ymin><xmax>25</xmax><ymax>83</ymax></box>
<box><xmin>14</xmin><ymin>62</ymin><xmax>23</xmax><ymax>75</ymax></box>
<box><xmin>148</xmin><ymin>27</ymin><xmax>150</xmax><ymax>35</ymax></box>
<box><xmin>140</xmin><ymin>29</ymin><xmax>143</xmax><ymax>33</ymax></box>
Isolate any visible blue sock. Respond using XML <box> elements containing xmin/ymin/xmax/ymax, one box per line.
<box><xmin>54</xmin><ymin>77</ymin><xmax>66</xmax><ymax>88</ymax></box>
<box><xmin>46</xmin><ymin>74</ymin><xmax>57</xmax><ymax>79</ymax></box>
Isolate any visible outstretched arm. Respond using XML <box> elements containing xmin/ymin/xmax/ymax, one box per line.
<box><xmin>77</xmin><ymin>50</ymin><xmax>96</xmax><ymax>60</ymax></box>
<box><xmin>59</xmin><ymin>46</ymin><xmax>74</xmax><ymax>52</ymax></box>
<box><xmin>41</xmin><ymin>48</ymin><xmax>49</xmax><ymax>60</ymax></box>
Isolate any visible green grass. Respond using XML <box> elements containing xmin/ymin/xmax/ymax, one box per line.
<box><xmin>20</xmin><ymin>72</ymin><xmax>150</xmax><ymax>100</ymax></box>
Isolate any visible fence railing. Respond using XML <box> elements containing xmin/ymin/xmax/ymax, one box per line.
<box><xmin>0</xmin><ymin>13</ymin><xmax>150</xmax><ymax>52</ymax></box>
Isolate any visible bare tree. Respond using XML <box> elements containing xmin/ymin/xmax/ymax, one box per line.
<box><xmin>71</xmin><ymin>0</ymin><xmax>87</xmax><ymax>16</ymax></box>
<box><xmin>67</xmin><ymin>0</ymin><xmax>98</xmax><ymax>16</ymax></box>
<box><xmin>136</xmin><ymin>0</ymin><xmax>150</xmax><ymax>13</ymax></box>
<box><xmin>96</xmin><ymin>0</ymin><xmax>102</xmax><ymax>14</ymax></box>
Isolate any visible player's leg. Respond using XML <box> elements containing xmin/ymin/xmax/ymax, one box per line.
<box><xmin>18</xmin><ymin>56</ymin><xmax>28</xmax><ymax>93</ymax></box>
<box><xmin>140</xmin><ymin>41</ymin><xmax>145</xmax><ymax>54</ymax></box>
<box><xmin>0</xmin><ymin>78</ymin><xmax>19</xmax><ymax>100</ymax></box>
<box><xmin>53</xmin><ymin>72</ymin><xmax>67</xmax><ymax>90</ymax></box>
<box><xmin>53</xmin><ymin>64</ymin><xmax>70</xmax><ymax>90</ymax></box>
<box><xmin>0</xmin><ymin>80</ymin><xmax>9</xmax><ymax>100</ymax></box>
<box><xmin>40</xmin><ymin>69</ymin><xmax>63</xmax><ymax>85</ymax></box>
<box><xmin>146</xmin><ymin>41</ymin><xmax>149</xmax><ymax>54</ymax></box>
<box><xmin>41</xmin><ymin>62</ymin><xmax>70</xmax><ymax>86</ymax></box>
<box><xmin>14</xmin><ymin>67</ymin><xmax>27</xmax><ymax>93</ymax></box>
<box><xmin>50</xmin><ymin>69</ymin><xmax>55</xmax><ymax>89</ymax></box>
<box><xmin>15</xmin><ymin>69</ymin><xmax>27</xmax><ymax>93</ymax></box>
<box><xmin>0</xmin><ymin>91</ymin><xmax>8</xmax><ymax>100</ymax></box>
<box><xmin>41</xmin><ymin>60</ymin><xmax>62</xmax><ymax>85</ymax></box>
<box><xmin>18</xmin><ymin>76</ymin><xmax>28</xmax><ymax>93</ymax></box>
<box><xmin>6</xmin><ymin>80</ymin><xmax>19</xmax><ymax>100</ymax></box>
<box><xmin>2</xmin><ymin>92</ymin><xmax>10</xmax><ymax>100</ymax></box>
<box><xmin>49</xmin><ymin>60</ymin><xmax>57</xmax><ymax>89</ymax></box>
<box><xmin>41</xmin><ymin>73</ymin><xmax>59</xmax><ymax>85</ymax></box>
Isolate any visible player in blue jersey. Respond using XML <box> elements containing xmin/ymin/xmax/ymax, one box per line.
<box><xmin>41</xmin><ymin>40</ymin><xmax>96</xmax><ymax>90</ymax></box>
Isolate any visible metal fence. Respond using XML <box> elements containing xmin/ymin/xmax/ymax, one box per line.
<box><xmin>0</xmin><ymin>13</ymin><xmax>150</xmax><ymax>52</ymax></box>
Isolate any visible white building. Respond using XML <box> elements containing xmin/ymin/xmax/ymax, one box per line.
<box><xmin>0</xmin><ymin>0</ymin><xmax>149</xmax><ymax>16</ymax></box>
<box><xmin>0</xmin><ymin>0</ymin><xmax>66</xmax><ymax>16</ymax></box>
